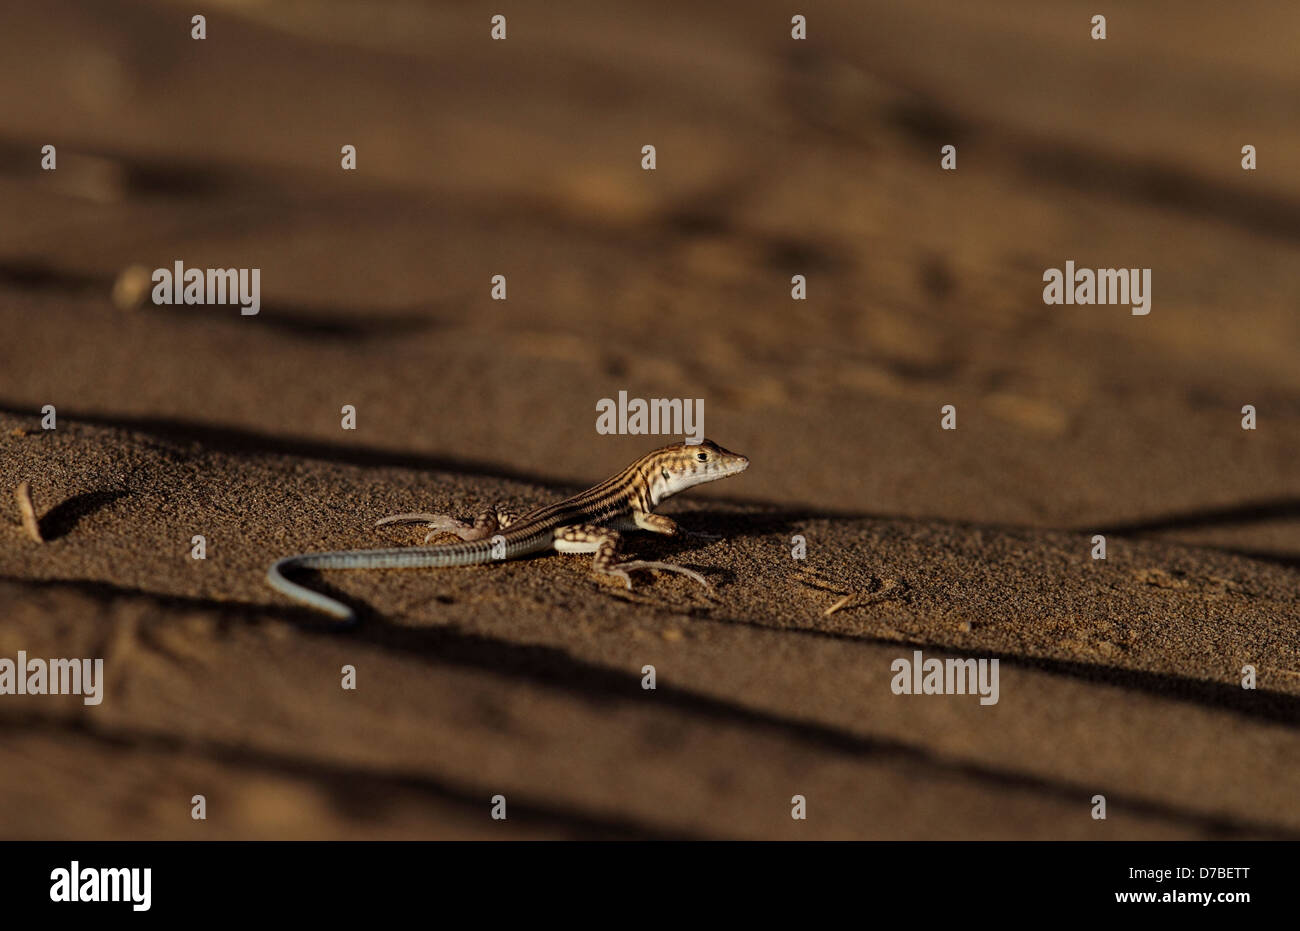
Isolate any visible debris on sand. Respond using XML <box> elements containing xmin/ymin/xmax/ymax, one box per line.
<box><xmin>14</xmin><ymin>481</ymin><xmax>44</xmax><ymax>543</ymax></box>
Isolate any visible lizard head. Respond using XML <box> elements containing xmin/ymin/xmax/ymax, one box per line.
<box><xmin>646</xmin><ymin>438</ymin><xmax>749</xmax><ymax>504</ymax></box>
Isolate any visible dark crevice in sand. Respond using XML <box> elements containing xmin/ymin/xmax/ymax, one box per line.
<box><xmin>1091</xmin><ymin>502</ymin><xmax>1300</xmax><ymax>569</ymax></box>
<box><xmin>0</xmin><ymin>402</ymin><xmax>567</xmax><ymax>489</ymax></box>
<box><xmin>234</xmin><ymin>303</ymin><xmax>438</xmax><ymax>341</ymax></box>
<box><xmin>0</xmin><ymin>136</ymin><xmax>241</xmax><ymax>201</ymax></box>
<box><xmin>1095</xmin><ymin>499</ymin><xmax>1300</xmax><ymax>535</ymax></box>
<box><xmin>1015</xmin><ymin>138</ymin><xmax>1300</xmax><ymax>244</ymax></box>
<box><xmin>0</xmin><ymin>266</ymin><xmax>440</xmax><ymax>342</ymax></box>
<box><xmin>0</xmin><ymin>133</ymin><xmax>383</xmax><ymax>207</ymax></box>
<box><xmin>0</xmin><ymin>577</ymin><xmax>334</xmax><ymax>632</ymax></box>
<box><xmin>813</xmin><ymin>629</ymin><xmax>1300</xmax><ymax>730</ymax></box>
<box><xmin>0</xmin><ymin>713</ymin><xmax>702</xmax><ymax>840</ymax></box>
<box><xmin>0</xmin><ymin>259</ymin><xmax>103</xmax><ymax>296</ymax></box>
<box><xmin>3</xmin><ymin>576</ymin><xmax>1295</xmax><ymax>838</ymax></box>
<box><xmin>1215</xmin><ymin>548</ymin><xmax>1300</xmax><ymax>572</ymax></box>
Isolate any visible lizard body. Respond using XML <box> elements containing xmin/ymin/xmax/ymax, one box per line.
<box><xmin>266</xmin><ymin>438</ymin><xmax>749</xmax><ymax>622</ymax></box>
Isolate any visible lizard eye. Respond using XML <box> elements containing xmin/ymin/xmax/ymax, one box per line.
<box><xmin>661</xmin><ymin>467</ymin><xmax>671</xmax><ymax>481</ymax></box>
<box><xmin>696</xmin><ymin>452</ymin><xmax>708</xmax><ymax>462</ymax></box>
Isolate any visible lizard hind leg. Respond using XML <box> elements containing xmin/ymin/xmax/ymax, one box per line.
<box><xmin>612</xmin><ymin>559</ymin><xmax>711</xmax><ymax>590</ymax></box>
<box><xmin>375</xmin><ymin>508</ymin><xmax>500</xmax><ymax>543</ymax></box>
<box><xmin>555</xmin><ymin>524</ymin><xmax>712</xmax><ymax>592</ymax></box>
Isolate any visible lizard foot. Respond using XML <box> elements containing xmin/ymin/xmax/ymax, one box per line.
<box><xmin>604</xmin><ymin>560</ymin><xmax>712</xmax><ymax>592</ymax></box>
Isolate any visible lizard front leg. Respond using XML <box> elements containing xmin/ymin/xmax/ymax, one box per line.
<box><xmin>634</xmin><ymin>512</ymin><xmax>679</xmax><ymax>535</ymax></box>
<box><xmin>635</xmin><ymin>510</ymin><xmax>719</xmax><ymax>540</ymax></box>
<box><xmin>554</xmin><ymin>523</ymin><xmax>710</xmax><ymax>591</ymax></box>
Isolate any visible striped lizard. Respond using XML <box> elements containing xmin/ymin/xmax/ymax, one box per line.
<box><xmin>266</xmin><ymin>438</ymin><xmax>749</xmax><ymax>623</ymax></box>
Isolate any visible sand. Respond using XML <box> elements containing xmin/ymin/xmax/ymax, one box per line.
<box><xmin>1</xmin><ymin>0</ymin><xmax>1298</xmax><ymax>839</ymax></box>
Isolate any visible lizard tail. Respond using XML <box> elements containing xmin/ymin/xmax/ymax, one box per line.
<box><xmin>267</xmin><ymin>556</ymin><xmax>358</xmax><ymax>622</ymax></box>
<box><xmin>266</xmin><ymin>539</ymin><xmax>503</xmax><ymax>623</ymax></box>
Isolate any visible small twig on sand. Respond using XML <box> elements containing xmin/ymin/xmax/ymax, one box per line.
<box><xmin>822</xmin><ymin>578</ymin><xmax>904</xmax><ymax>617</ymax></box>
<box><xmin>14</xmin><ymin>482</ymin><xmax>44</xmax><ymax>543</ymax></box>
<box><xmin>823</xmin><ymin>594</ymin><xmax>855</xmax><ymax>617</ymax></box>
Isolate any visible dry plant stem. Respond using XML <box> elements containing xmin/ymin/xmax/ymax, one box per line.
<box><xmin>15</xmin><ymin>482</ymin><xmax>44</xmax><ymax>543</ymax></box>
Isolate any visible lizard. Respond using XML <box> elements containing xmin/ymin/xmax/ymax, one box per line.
<box><xmin>266</xmin><ymin>438</ymin><xmax>749</xmax><ymax>623</ymax></box>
